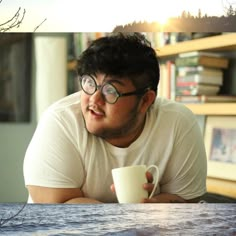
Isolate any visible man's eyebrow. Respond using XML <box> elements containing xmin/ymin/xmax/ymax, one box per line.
<box><xmin>103</xmin><ymin>77</ymin><xmax>126</xmax><ymax>86</ymax></box>
<box><xmin>109</xmin><ymin>79</ymin><xmax>126</xmax><ymax>86</ymax></box>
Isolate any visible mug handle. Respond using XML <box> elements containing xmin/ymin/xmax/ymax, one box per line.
<box><xmin>146</xmin><ymin>165</ymin><xmax>159</xmax><ymax>199</ymax></box>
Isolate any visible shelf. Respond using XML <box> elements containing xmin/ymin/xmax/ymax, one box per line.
<box><xmin>184</xmin><ymin>103</ymin><xmax>236</xmax><ymax>115</ymax></box>
<box><xmin>67</xmin><ymin>60</ymin><xmax>77</xmax><ymax>71</ymax></box>
<box><xmin>157</xmin><ymin>33</ymin><xmax>236</xmax><ymax>57</ymax></box>
<box><xmin>157</xmin><ymin>33</ymin><xmax>236</xmax><ymax>116</ymax></box>
<box><xmin>207</xmin><ymin>177</ymin><xmax>236</xmax><ymax>199</ymax></box>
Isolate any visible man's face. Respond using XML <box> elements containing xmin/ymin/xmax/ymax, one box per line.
<box><xmin>80</xmin><ymin>73</ymin><xmax>143</xmax><ymax>142</ymax></box>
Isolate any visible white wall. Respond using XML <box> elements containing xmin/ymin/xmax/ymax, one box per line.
<box><xmin>35</xmin><ymin>35</ymin><xmax>67</xmax><ymax>120</ymax></box>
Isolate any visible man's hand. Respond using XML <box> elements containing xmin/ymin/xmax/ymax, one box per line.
<box><xmin>110</xmin><ymin>184</ymin><xmax>116</xmax><ymax>194</ymax></box>
<box><xmin>142</xmin><ymin>171</ymin><xmax>186</xmax><ymax>203</ymax></box>
<box><xmin>110</xmin><ymin>171</ymin><xmax>199</xmax><ymax>203</ymax></box>
<box><xmin>141</xmin><ymin>192</ymin><xmax>186</xmax><ymax>203</ymax></box>
<box><xmin>142</xmin><ymin>172</ymin><xmax>201</xmax><ymax>203</ymax></box>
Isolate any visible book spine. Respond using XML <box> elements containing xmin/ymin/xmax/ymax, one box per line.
<box><xmin>176</xmin><ymin>75</ymin><xmax>223</xmax><ymax>85</ymax></box>
<box><xmin>175</xmin><ymin>57</ymin><xmax>199</xmax><ymax>67</ymax></box>
<box><xmin>175</xmin><ymin>56</ymin><xmax>229</xmax><ymax>69</ymax></box>
<box><xmin>176</xmin><ymin>95</ymin><xmax>236</xmax><ymax>103</ymax></box>
<box><xmin>176</xmin><ymin>85</ymin><xmax>220</xmax><ymax>95</ymax></box>
<box><xmin>159</xmin><ymin>61</ymin><xmax>176</xmax><ymax>100</ymax></box>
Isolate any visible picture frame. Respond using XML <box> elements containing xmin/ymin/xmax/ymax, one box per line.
<box><xmin>0</xmin><ymin>33</ymin><xmax>32</xmax><ymax>122</ymax></box>
<box><xmin>204</xmin><ymin>116</ymin><xmax>236</xmax><ymax>181</ymax></box>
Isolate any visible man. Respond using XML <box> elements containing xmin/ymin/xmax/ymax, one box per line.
<box><xmin>23</xmin><ymin>33</ymin><xmax>207</xmax><ymax>203</ymax></box>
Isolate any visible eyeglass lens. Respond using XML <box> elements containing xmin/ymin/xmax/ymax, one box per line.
<box><xmin>81</xmin><ymin>76</ymin><xmax>95</xmax><ymax>94</ymax></box>
<box><xmin>80</xmin><ymin>75</ymin><xmax>119</xmax><ymax>104</ymax></box>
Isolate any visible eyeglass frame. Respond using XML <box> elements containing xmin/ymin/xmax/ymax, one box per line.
<box><xmin>79</xmin><ymin>74</ymin><xmax>151</xmax><ymax>104</ymax></box>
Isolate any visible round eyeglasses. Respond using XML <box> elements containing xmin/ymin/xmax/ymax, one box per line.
<box><xmin>79</xmin><ymin>75</ymin><xmax>149</xmax><ymax>104</ymax></box>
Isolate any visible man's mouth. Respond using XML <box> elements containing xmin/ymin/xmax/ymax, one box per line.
<box><xmin>88</xmin><ymin>105</ymin><xmax>105</xmax><ymax>117</ymax></box>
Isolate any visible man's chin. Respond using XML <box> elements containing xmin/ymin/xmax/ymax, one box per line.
<box><xmin>86</xmin><ymin>126</ymin><xmax>119</xmax><ymax>140</ymax></box>
<box><xmin>86</xmin><ymin>126</ymin><xmax>105</xmax><ymax>137</ymax></box>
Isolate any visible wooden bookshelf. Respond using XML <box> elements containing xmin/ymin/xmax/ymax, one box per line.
<box><xmin>67</xmin><ymin>60</ymin><xmax>77</xmax><ymax>71</ymax></box>
<box><xmin>158</xmin><ymin>33</ymin><xmax>236</xmax><ymax>199</ymax></box>
<box><xmin>207</xmin><ymin>177</ymin><xmax>236</xmax><ymax>199</ymax></box>
<box><xmin>185</xmin><ymin>103</ymin><xmax>236</xmax><ymax>115</ymax></box>
<box><xmin>158</xmin><ymin>33</ymin><xmax>236</xmax><ymax>116</ymax></box>
<box><xmin>157</xmin><ymin>33</ymin><xmax>236</xmax><ymax>57</ymax></box>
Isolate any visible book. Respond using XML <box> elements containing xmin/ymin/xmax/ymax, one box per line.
<box><xmin>158</xmin><ymin>63</ymin><xmax>168</xmax><ymax>98</ymax></box>
<box><xmin>176</xmin><ymin>84</ymin><xmax>220</xmax><ymax>96</ymax></box>
<box><xmin>175</xmin><ymin>55</ymin><xmax>229</xmax><ymax>69</ymax></box>
<box><xmin>167</xmin><ymin>60</ymin><xmax>176</xmax><ymax>100</ymax></box>
<box><xmin>177</xmin><ymin>66</ymin><xmax>223</xmax><ymax>77</ymax></box>
<box><xmin>158</xmin><ymin>61</ymin><xmax>176</xmax><ymax>100</ymax></box>
<box><xmin>176</xmin><ymin>74</ymin><xmax>223</xmax><ymax>86</ymax></box>
<box><xmin>176</xmin><ymin>95</ymin><xmax>236</xmax><ymax>103</ymax></box>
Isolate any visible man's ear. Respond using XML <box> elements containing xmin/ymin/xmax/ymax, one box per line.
<box><xmin>139</xmin><ymin>90</ymin><xmax>156</xmax><ymax>113</ymax></box>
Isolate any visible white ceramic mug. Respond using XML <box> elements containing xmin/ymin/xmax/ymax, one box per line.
<box><xmin>111</xmin><ymin>164</ymin><xmax>159</xmax><ymax>203</ymax></box>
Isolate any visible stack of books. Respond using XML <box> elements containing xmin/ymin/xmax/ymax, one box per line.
<box><xmin>175</xmin><ymin>94</ymin><xmax>236</xmax><ymax>103</ymax></box>
<box><xmin>175</xmin><ymin>51</ymin><xmax>229</xmax><ymax>98</ymax></box>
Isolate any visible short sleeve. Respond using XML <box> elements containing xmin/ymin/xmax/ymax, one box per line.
<box><xmin>23</xmin><ymin>109</ymin><xmax>85</xmax><ymax>188</ymax></box>
<box><xmin>160</xmin><ymin>111</ymin><xmax>207</xmax><ymax>200</ymax></box>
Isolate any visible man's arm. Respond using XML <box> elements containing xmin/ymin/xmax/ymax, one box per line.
<box><xmin>27</xmin><ymin>185</ymin><xmax>102</xmax><ymax>203</ymax></box>
<box><xmin>142</xmin><ymin>192</ymin><xmax>201</xmax><ymax>203</ymax></box>
<box><xmin>142</xmin><ymin>173</ymin><xmax>202</xmax><ymax>203</ymax></box>
<box><xmin>110</xmin><ymin>183</ymin><xmax>200</xmax><ymax>203</ymax></box>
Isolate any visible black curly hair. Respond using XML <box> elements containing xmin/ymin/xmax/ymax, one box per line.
<box><xmin>77</xmin><ymin>33</ymin><xmax>160</xmax><ymax>93</ymax></box>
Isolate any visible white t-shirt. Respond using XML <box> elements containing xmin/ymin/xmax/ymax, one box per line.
<box><xmin>23</xmin><ymin>92</ymin><xmax>207</xmax><ymax>203</ymax></box>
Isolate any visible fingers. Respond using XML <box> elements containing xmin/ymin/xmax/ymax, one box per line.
<box><xmin>141</xmin><ymin>197</ymin><xmax>159</xmax><ymax>203</ymax></box>
<box><xmin>143</xmin><ymin>182</ymin><xmax>154</xmax><ymax>193</ymax></box>
<box><xmin>146</xmin><ymin>171</ymin><xmax>153</xmax><ymax>183</ymax></box>
<box><xmin>110</xmin><ymin>184</ymin><xmax>116</xmax><ymax>194</ymax></box>
<box><xmin>144</xmin><ymin>171</ymin><xmax>154</xmax><ymax>193</ymax></box>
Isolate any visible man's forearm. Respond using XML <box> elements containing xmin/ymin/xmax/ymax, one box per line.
<box><xmin>153</xmin><ymin>193</ymin><xmax>186</xmax><ymax>203</ymax></box>
<box><xmin>65</xmin><ymin>197</ymin><xmax>102</xmax><ymax>204</ymax></box>
<box><xmin>27</xmin><ymin>185</ymin><xmax>92</xmax><ymax>203</ymax></box>
<box><xmin>142</xmin><ymin>193</ymin><xmax>200</xmax><ymax>203</ymax></box>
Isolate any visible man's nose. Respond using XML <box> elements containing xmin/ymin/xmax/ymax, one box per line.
<box><xmin>89</xmin><ymin>89</ymin><xmax>105</xmax><ymax>105</ymax></box>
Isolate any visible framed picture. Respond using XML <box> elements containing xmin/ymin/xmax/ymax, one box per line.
<box><xmin>204</xmin><ymin>116</ymin><xmax>236</xmax><ymax>181</ymax></box>
<box><xmin>0</xmin><ymin>33</ymin><xmax>32</xmax><ymax>122</ymax></box>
